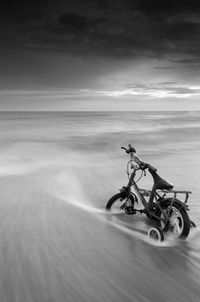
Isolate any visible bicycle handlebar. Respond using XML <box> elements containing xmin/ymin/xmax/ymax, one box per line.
<box><xmin>121</xmin><ymin>145</ymin><xmax>157</xmax><ymax>172</ymax></box>
<box><xmin>121</xmin><ymin>144</ymin><xmax>136</xmax><ymax>154</ymax></box>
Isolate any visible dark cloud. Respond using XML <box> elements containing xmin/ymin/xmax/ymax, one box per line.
<box><xmin>1</xmin><ymin>0</ymin><xmax>200</xmax><ymax>61</ymax></box>
<box><xmin>154</xmin><ymin>66</ymin><xmax>176</xmax><ymax>70</ymax></box>
<box><xmin>174</xmin><ymin>87</ymin><xmax>194</xmax><ymax>94</ymax></box>
<box><xmin>58</xmin><ymin>13</ymin><xmax>103</xmax><ymax>32</ymax></box>
<box><xmin>0</xmin><ymin>0</ymin><xmax>48</xmax><ymax>21</ymax></box>
<box><xmin>137</xmin><ymin>0</ymin><xmax>200</xmax><ymax>16</ymax></box>
<box><xmin>160</xmin><ymin>82</ymin><xmax>177</xmax><ymax>85</ymax></box>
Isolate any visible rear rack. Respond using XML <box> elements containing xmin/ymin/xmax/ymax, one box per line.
<box><xmin>161</xmin><ymin>189</ymin><xmax>192</xmax><ymax>203</ymax></box>
<box><xmin>139</xmin><ymin>188</ymin><xmax>192</xmax><ymax>203</ymax></box>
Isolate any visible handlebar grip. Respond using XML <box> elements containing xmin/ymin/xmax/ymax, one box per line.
<box><xmin>128</xmin><ymin>144</ymin><xmax>136</xmax><ymax>153</ymax></box>
<box><xmin>147</xmin><ymin>164</ymin><xmax>157</xmax><ymax>172</ymax></box>
<box><xmin>121</xmin><ymin>146</ymin><xmax>136</xmax><ymax>154</ymax></box>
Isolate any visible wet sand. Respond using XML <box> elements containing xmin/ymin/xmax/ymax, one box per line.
<box><xmin>0</xmin><ymin>164</ymin><xmax>200</xmax><ymax>302</ymax></box>
<box><xmin>0</xmin><ymin>111</ymin><xmax>200</xmax><ymax>301</ymax></box>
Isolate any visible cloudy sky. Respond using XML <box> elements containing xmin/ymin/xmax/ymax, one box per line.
<box><xmin>0</xmin><ymin>0</ymin><xmax>200</xmax><ymax>110</ymax></box>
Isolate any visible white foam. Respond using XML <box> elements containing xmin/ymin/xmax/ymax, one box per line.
<box><xmin>109</xmin><ymin>218</ymin><xmax>175</xmax><ymax>247</ymax></box>
<box><xmin>48</xmin><ymin>171</ymin><xmax>178</xmax><ymax>247</ymax></box>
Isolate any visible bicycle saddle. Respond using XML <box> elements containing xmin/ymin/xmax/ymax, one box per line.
<box><xmin>149</xmin><ymin>170</ymin><xmax>173</xmax><ymax>190</ymax></box>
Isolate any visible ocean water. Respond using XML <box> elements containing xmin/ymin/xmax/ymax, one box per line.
<box><xmin>0</xmin><ymin>111</ymin><xmax>200</xmax><ymax>302</ymax></box>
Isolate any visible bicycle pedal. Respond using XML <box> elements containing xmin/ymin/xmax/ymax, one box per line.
<box><xmin>138</xmin><ymin>209</ymin><xmax>146</xmax><ymax>214</ymax></box>
<box><xmin>125</xmin><ymin>206</ymin><xmax>136</xmax><ymax>215</ymax></box>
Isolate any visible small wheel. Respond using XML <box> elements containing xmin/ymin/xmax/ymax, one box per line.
<box><xmin>148</xmin><ymin>227</ymin><xmax>164</xmax><ymax>242</ymax></box>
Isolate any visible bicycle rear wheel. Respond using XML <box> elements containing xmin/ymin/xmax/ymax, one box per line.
<box><xmin>158</xmin><ymin>200</ymin><xmax>190</xmax><ymax>239</ymax></box>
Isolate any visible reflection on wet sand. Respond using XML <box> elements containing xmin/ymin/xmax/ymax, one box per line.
<box><xmin>0</xmin><ymin>111</ymin><xmax>199</xmax><ymax>302</ymax></box>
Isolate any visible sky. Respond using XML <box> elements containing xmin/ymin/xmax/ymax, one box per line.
<box><xmin>0</xmin><ymin>0</ymin><xmax>200</xmax><ymax>110</ymax></box>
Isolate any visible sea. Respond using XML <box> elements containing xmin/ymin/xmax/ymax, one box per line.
<box><xmin>0</xmin><ymin>111</ymin><xmax>200</xmax><ymax>302</ymax></box>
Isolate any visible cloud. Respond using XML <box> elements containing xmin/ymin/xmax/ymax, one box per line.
<box><xmin>154</xmin><ymin>66</ymin><xmax>176</xmax><ymax>70</ymax></box>
<box><xmin>0</xmin><ymin>84</ymin><xmax>199</xmax><ymax>111</ymax></box>
<box><xmin>58</xmin><ymin>12</ymin><xmax>103</xmax><ymax>32</ymax></box>
<box><xmin>1</xmin><ymin>0</ymin><xmax>200</xmax><ymax>62</ymax></box>
<box><xmin>88</xmin><ymin>82</ymin><xmax>200</xmax><ymax>98</ymax></box>
<box><xmin>2</xmin><ymin>82</ymin><xmax>200</xmax><ymax>99</ymax></box>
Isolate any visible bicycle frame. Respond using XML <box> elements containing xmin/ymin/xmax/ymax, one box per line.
<box><xmin>123</xmin><ymin>169</ymin><xmax>190</xmax><ymax>223</ymax></box>
<box><xmin>107</xmin><ymin>145</ymin><xmax>194</xmax><ymax>239</ymax></box>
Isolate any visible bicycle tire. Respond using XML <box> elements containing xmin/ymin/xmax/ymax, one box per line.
<box><xmin>106</xmin><ymin>192</ymin><xmax>135</xmax><ymax>212</ymax></box>
<box><xmin>158</xmin><ymin>200</ymin><xmax>190</xmax><ymax>239</ymax></box>
<box><xmin>148</xmin><ymin>226</ymin><xmax>164</xmax><ymax>242</ymax></box>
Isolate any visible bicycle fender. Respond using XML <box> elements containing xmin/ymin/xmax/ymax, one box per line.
<box><xmin>130</xmin><ymin>192</ymin><xmax>138</xmax><ymax>204</ymax></box>
<box><xmin>161</xmin><ymin>197</ymin><xmax>190</xmax><ymax>211</ymax></box>
<box><xmin>119</xmin><ymin>187</ymin><xmax>138</xmax><ymax>203</ymax></box>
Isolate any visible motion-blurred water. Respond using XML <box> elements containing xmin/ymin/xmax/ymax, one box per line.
<box><xmin>0</xmin><ymin>111</ymin><xmax>200</xmax><ymax>302</ymax></box>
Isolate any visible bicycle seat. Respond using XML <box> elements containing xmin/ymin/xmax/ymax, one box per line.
<box><xmin>149</xmin><ymin>170</ymin><xmax>173</xmax><ymax>190</ymax></box>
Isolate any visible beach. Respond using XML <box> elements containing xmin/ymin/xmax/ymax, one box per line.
<box><xmin>0</xmin><ymin>111</ymin><xmax>200</xmax><ymax>302</ymax></box>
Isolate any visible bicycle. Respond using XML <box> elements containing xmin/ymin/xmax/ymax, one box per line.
<box><xmin>106</xmin><ymin>144</ymin><xmax>196</xmax><ymax>241</ymax></box>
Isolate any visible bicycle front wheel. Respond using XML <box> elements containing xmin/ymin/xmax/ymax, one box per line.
<box><xmin>106</xmin><ymin>192</ymin><xmax>135</xmax><ymax>214</ymax></box>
